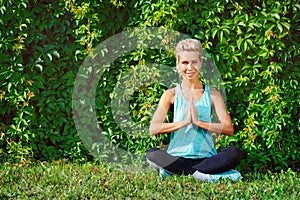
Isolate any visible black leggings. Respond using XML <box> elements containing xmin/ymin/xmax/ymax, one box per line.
<box><xmin>146</xmin><ymin>146</ymin><xmax>245</xmax><ymax>175</ymax></box>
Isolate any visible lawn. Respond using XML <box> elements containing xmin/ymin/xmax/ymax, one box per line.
<box><xmin>1</xmin><ymin>161</ymin><xmax>299</xmax><ymax>199</ymax></box>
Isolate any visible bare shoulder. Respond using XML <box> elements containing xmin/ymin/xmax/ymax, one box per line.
<box><xmin>210</xmin><ymin>88</ymin><xmax>222</xmax><ymax>97</ymax></box>
<box><xmin>167</xmin><ymin>87</ymin><xmax>176</xmax><ymax>94</ymax></box>
<box><xmin>161</xmin><ymin>87</ymin><xmax>175</xmax><ymax>104</ymax></box>
<box><xmin>210</xmin><ymin>88</ymin><xmax>225</xmax><ymax>104</ymax></box>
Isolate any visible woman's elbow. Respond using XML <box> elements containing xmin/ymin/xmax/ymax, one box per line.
<box><xmin>149</xmin><ymin>122</ymin><xmax>164</xmax><ymax>136</ymax></box>
<box><xmin>221</xmin><ymin>122</ymin><xmax>234</xmax><ymax>136</ymax></box>
<box><xmin>149</xmin><ymin>130</ymin><xmax>156</xmax><ymax>136</ymax></box>
<box><xmin>149</xmin><ymin>124</ymin><xmax>157</xmax><ymax>136</ymax></box>
<box><xmin>225</xmin><ymin>126</ymin><xmax>234</xmax><ymax>136</ymax></box>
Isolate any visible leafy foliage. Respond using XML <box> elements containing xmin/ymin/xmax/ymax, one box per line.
<box><xmin>0</xmin><ymin>0</ymin><xmax>299</xmax><ymax>172</ymax></box>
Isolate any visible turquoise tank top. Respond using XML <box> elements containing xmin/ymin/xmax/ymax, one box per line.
<box><xmin>166</xmin><ymin>84</ymin><xmax>217</xmax><ymax>159</ymax></box>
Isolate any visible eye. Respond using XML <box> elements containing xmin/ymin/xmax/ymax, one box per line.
<box><xmin>192</xmin><ymin>60</ymin><xmax>198</xmax><ymax>64</ymax></box>
<box><xmin>182</xmin><ymin>61</ymin><xmax>188</xmax><ymax>65</ymax></box>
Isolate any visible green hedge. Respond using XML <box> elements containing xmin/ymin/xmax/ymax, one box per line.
<box><xmin>0</xmin><ymin>0</ymin><xmax>299</xmax><ymax>172</ymax></box>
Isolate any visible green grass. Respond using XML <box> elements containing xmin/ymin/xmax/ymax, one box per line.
<box><xmin>1</xmin><ymin>161</ymin><xmax>299</xmax><ymax>200</ymax></box>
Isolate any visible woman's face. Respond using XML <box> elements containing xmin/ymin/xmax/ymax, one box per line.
<box><xmin>177</xmin><ymin>51</ymin><xmax>201</xmax><ymax>80</ymax></box>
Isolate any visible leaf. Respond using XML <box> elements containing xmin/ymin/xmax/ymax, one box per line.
<box><xmin>265</xmin><ymin>24</ymin><xmax>275</xmax><ymax>36</ymax></box>
<box><xmin>211</xmin><ymin>28</ymin><xmax>218</xmax><ymax>39</ymax></box>
<box><xmin>236</xmin><ymin>25</ymin><xmax>242</xmax><ymax>35</ymax></box>
<box><xmin>219</xmin><ymin>30</ymin><xmax>224</xmax><ymax>43</ymax></box>
<box><xmin>45</xmin><ymin>53</ymin><xmax>53</xmax><ymax>62</ymax></box>
<box><xmin>242</xmin><ymin>40</ymin><xmax>248</xmax><ymax>52</ymax></box>
<box><xmin>246</xmin><ymin>39</ymin><xmax>253</xmax><ymax>47</ymax></box>
<box><xmin>259</xmin><ymin>48</ymin><xmax>269</xmax><ymax>59</ymax></box>
<box><xmin>277</xmin><ymin>23</ymin><xmax>283</xmax><ymax>33</ymax></box>
<box><xmin>19</xmin><ymin>23</ymin><xmax>27</xmax><ymax>31</ymax></box>
<box><xmin>271</xmin><ymin>13</ymin><xmax>280</xmax><ymax>20</ymax></box>
<box><xmin>7</xmin><ymin>82</ymin><xmax>12</xmax><ymax>92</ymax></box>
<box><xmin>237</xmin><ymin>37</ymin><xmax>243</xmax><ymax>49</ymax></box>
<box><xmin>51</xmin><ymin>50</ymin><xmax>60</xmax><ymax>58</ymax></box>
<box><xmin>238</xmin><ymin>21</ymin><xmax>246</xmax><ymax>27</ymax></box>
<box><xmin>36</xmin><ymin>64</ymin><xmax>43</xmax><ymax>72</ymax></box>
<box><xmin>281</xmin><ymin>22</ymin><xmax>290</xmax><ymax>30</ymax></box>
<box><xmin>223</xmin><ymin>28</ymin><xmax>230</xmax><ymax>35</ymax></box>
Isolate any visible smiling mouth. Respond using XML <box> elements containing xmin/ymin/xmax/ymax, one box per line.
<box><xmin>186</xmin><ymin>72</ymin><xmax>195</xmax><ymax>77</ymax></box>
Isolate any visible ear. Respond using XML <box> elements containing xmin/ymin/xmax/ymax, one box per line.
<box><xmin>176</xmin><ymin>55</ymin><xmax>180</xmax><ymax>70</ymax></box>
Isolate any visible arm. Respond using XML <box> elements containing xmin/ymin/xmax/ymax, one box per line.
<box><xmin>191</xmin><ymin>89</ymin><xmax>234</xmax><ymax>136</ymax></box>
<box><xmin>149</xmin><ymin>89</ymin><xmax>191</xmax><ymax>136</ymax></box>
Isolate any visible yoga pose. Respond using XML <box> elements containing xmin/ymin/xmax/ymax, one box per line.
<box><xmin>146</xmin><ymin>38</ymin><xmax>245</xmax><ymax>182</ymax></box>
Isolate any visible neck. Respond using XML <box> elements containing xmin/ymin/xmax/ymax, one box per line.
<box><xmin>182</xmin><ymin>78</ymin><xmax>202</xmax><ymax>89</ymax></box>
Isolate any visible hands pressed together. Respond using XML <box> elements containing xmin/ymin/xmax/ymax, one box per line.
<box><xmin>149</xmin><ymin>82</ymin><xmax>234</xmax><ymax>136</ymax></box>
<box><xmin>182</xmin><ymin>97</ymin><xmax>199</xmax><ymax>127</ymax></box>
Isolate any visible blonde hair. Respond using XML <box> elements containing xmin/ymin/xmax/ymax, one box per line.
<box><xmin>176</xmin><ymin>38</ymin><xmax>203</xmax><ymax>65</ymax></box>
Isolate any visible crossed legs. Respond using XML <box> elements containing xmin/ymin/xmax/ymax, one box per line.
<box><xmin>146</xmin><ymin>146</ymin><xmax>245</xmax><ymax>175</ymax></box>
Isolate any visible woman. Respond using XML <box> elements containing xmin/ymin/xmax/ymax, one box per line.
<box><xmin>146</xmin><ymin>38</ymin><xmax>245</xmax><ymax>181</ymax></box>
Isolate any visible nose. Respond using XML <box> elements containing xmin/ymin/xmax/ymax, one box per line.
<box><xmin>187</xmin><ymin>63</ymin><xmax>193</xmax><ymax>70</ymax></box>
